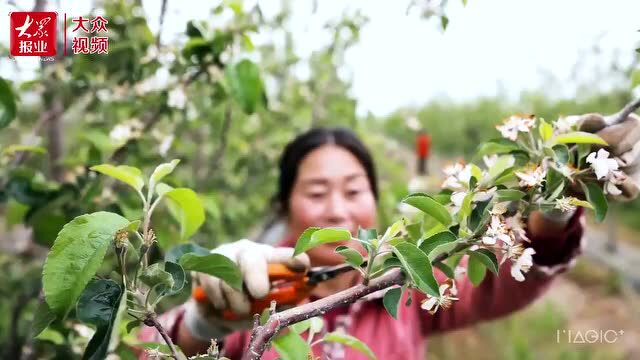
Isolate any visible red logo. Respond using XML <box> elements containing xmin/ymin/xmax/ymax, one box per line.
<box><xmin>9</xmin><ymin>12</ymin><xmax>57</xmax><ymax>57</ymax></box>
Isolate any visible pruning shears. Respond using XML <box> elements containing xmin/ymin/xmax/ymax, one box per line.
<box><xmin>192</xmin><ymin>262</ymin><xmax>359</xmax><ymax>320</ymax></box>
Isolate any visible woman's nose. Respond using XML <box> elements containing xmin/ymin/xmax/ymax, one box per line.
<box><xmin>325</xmin><ymin>193</ymin><xmax>349</xmax><ymax>224</ymax></box>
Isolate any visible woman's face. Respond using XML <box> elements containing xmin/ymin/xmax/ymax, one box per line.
<box><xmin>287</xmin><ymin>144</ymin><xmax>377</xmax><ymax>266</ymax></box>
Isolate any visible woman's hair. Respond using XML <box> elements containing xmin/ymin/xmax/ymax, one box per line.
<box><xmin>275</xmin><ymin>127</ymin><xmax>379</xmax><ymax>215</ymax></box>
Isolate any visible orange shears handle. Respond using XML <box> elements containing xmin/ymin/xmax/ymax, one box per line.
<box><xmin>192</xmin><ymin>263</ymin><xmax>312</xmax><ymax>320</ymax></box>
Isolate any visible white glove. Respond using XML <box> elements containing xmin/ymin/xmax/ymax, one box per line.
<box><xmin>183</xmin><ymin>239</ymin><xmax>310</xmax><ymax>342</ymax></box>
<box><xmin>577</xmin><ymin>112</ymin><xmax>640</xmax><ymax>201</ymax></box>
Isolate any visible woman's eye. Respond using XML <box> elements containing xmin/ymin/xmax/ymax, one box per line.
<box><xmin>307</xmin><ymin>193</ymin><xmax>325</xmax><ymax>199</ymax></box>
<box><xmin>346</xmin><ymin>190</ymin><xmax>360</xmax><ymax>197</ymax></box>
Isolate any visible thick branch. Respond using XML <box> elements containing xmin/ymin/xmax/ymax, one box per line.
<box><xmin>609</xmin><ymin>96</ymin><xmax>640</xmax><ymax>125</ymax></box>
<box><xmin>242</xmin><ymin>269</ymin><xmax>404</xmax><ymax>360</ymax></box>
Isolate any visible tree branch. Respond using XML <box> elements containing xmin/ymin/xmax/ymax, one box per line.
<box><xmin>144</xmin><ymin>313</ymin><xmax>180</xmax><ymax>359</ymax></box>
<box><xmin>609</xmin><ymin>96</ymin><xmax>640</xmax><ymax>125</ymax></box>
<box><xmin>109</xmin><ymin>68</ymin><xmax>207</xmax><ymax>163</ymax></box>
<box><xmin>156</xmin><ymin>0</ymin><xmax>169</xmax><ymax>47</ymax></box>
<box><xmin>242</xmin><ymin>269</ymin><xmax>404</xmax><ymax>360</ymax></box>
<box><xmin>210</xmin><ymin>104</ymin><xmax>233</xmax><ymax>170</ymax></box>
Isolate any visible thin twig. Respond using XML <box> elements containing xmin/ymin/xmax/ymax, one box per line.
<box><xmin>210</xmin><ymin>104</ymin><xmax>233</xmax><ymax>170</ymax></box>
<box><xmin>109</xmin><ymin>68</ymin><xmax>206</xmax><ymax>163</ymax></box>
<box><xmin>144</xmin><ymin>313</ymin><xmax>180</xmax><ymax>359</ymax></box>
<box><xmin>156</xmin><ymin>0</ymin><xmax>168</xmax><ymax>47</ymax></box>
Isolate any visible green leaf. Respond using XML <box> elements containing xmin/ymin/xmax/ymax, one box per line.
<box><xmin>357</xmin><ymin>227</ymin><xmax>377</xmax><ymax>254</ymax></box>
<box><xmin>335</xmin><ymin>246</ymin><xmax>364</xmax><ymax>267</ymax></box>
<box><xmin>155</xmin><ymin>182</ymin><xmax>173</xmax><ymax>197</ymax></box>
<box><xmin>440</xmin><ymin>16</ymin><xmax>449</xmax><ymax>30</ymax></box>
<box><xmin>163</xmin><ymin>188</ymin><xmax>205</xmax><ymax>241</ymax></box>
<box><xmin>77</xmin><ymin>279</ymin><xmax>121</xmax><ymax>327</ymax></box>
<box><xmin>392</xmin><ymin>242</ymin><xmax>439</xmax><ymax>297</ymax></box>
<box><xmin>77</xmin><ymin>279</ymin><xmax>123</xmax><ymax>360</ymax></box>
<box><xmin>380</xmin><ymin>218</ymin><xmax>406</xmax><ymax>244</ymax></box>
<box><xmin>225</xmin><ymin>59</ymin><xmax>265</xmax><ymax>114</ymax></box>
<box><xmin>126</xmin><ymin>220</ymin><xmax>141</xmax><ymax>232</ymax></box>
<box><xmin>0</xmin><ymin>77</ymin><xmax>17</xmax><ymax>129</ymax></box>
<box><xmin>496</xmin><ymin>189</ymin><xmax>526</xmax><ymax>201</ymax></box>
<box><xmin>165</xmin><ymin>243</ymin><xmax>209</xmax><ymax>263</ymax></box>
<box><xmin>323</xmin><ymin>332</ymin><xmax>377</xmax><ymax>360</ymax></box>
<box><xmin>434</xmin><ymin>261</ymin><xmax>455</xmax><ymax>279</ymax></box>
<box><xmin>427</xmin><ymin>241</ymin><xmax>459</xmax><ymax>262</ymax></box>
<box><xmin>89</xmin><ymin>164</ymin><xmax>144</xmax><ymax>192</ymax></box>
<box><xmin>418</xmin><ymin>231</ymin><xmax>456</xmax><ymax>255</ymax></box>
<box><xmin>457</xmin><ymin>192</ymin><xmax>473</xmax><ymax>221</ymax></box>
<box><xmin>568</xmin><ymin>198</ymin><xmax>594</xmax><ymax>209</ymax></box>
<box><xmin>553</xmin><ymin>131</ymin><xmax>608</xmax><ymax>146</ymax></box>
<box><xmin>36</xmin><ymin>328</ymin><xmax>65</xmax><ymax>345</ymax></box>
<box><xmin>149</xmin><ymin>159</ymin><xmax>180</xmax><ymax>190</ymax></box>
<box><xmin>126</xmin><ymin>320</ymin><xmax>141</xmax><ymax>334</ymax></box>
<box><xmin>401</xmin><ymin>193</ymin><xmax>452</xmax><ymax>226</ymax></box>
<box><xmin>467</xmin><ymin>252</ymin><xmax>487</xmax><ymax>286</ymax></box>
<box><xmin>6</xmin><ymin>198</ymin><xmax>29</xmax><ymax>228</ymax></box>
<box><xmin>2</xmin><ymin>144</ymin><xmax>46</xmax><ymax>156</ymax></box>
<box><xmin>538</xmin><ymin>118</ymin><xmax>553</xmax><ymax>141</ymax></box>
<box><xmin>487</xmin><ymin>155</ymin><xmax>515</xmax><ymax>179</ymax></box>
<box><xmin>43</xmin><ymin>212</ymin><xmax>129</xmax><ymax>316</ymax></box>
<box><xmin>157</xmin><ymin>261</ymin><xmax>186</xmax><ymax>297</ymax></box>
<box><xmin>289</xmin><ymin>317</ymin><xmax>324</xmax><ymax>335</ymax></box>
<box><xmin>468</xmin><ymin>248</ymin><xmax>499</xmax><ymax>275</ymax></box>
<box><xmin>293</xmin><ymin>227</ymin><xmax>351</xmax><ymax>256</ymax></box>
<box><xmin>139</xmin><ymin>263</ymin><xmax>174</xmax><ymax>289</ymax></box>
<box><xmin>179</xmin><ymin>253</ymin><xmax>242</xmax><ymax>290</ymax></box>
<box><xmin>383</xmin><ymin>287</ymin><xmax>402</xmax><ymax>319</ymax></box>
<box><xmin>581</xmin><ymin>182</ymin><xmax>607</xmax><ymax>222</ymax></box>
<box><xmin>552</xmin><ymin>144</ymin><xmax>570</xmax><ymax>164</ymax></box>
<box><xmin>405</xmin><ymin>222</ymin><xmax>423</xmax><ymax>242</ymax></box>
<box><xmin>31</xmin><ymin>301</ymin><xmax>57</xmax><ymax>337</ymax></box>
<box><xmin>273</xmin><ymin>330</ymin><xmax>310</xmax><ymax>360</ymax></box>
<box><xmin>474</xmin><ymin>139</ymin><xmax>519</xmax><ymax>159</ymax></box>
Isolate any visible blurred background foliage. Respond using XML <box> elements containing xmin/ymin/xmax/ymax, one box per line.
<box><xmin>0</xmin><ymin>0</ymin><xmax>639</xmax><ymax>359</ymax></box>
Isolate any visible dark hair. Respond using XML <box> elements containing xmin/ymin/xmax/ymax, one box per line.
<box><xmin>275</xmin><ymin>127</ymin><xmax>379</xmax><ymax>215</ymax></box>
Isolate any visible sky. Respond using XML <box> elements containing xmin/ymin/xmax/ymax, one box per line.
<box><xmin>2</xmin><ymin>0</ymin><xmax>639</xmax><ymax>116</ymax></box>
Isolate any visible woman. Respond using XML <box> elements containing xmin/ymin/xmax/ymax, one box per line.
<box><xmin>139</xmin><ymin>116</ymin><xmax>640</xmax><ymax>359</ymax></box>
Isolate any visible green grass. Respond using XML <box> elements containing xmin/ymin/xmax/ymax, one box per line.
<box><xmin>426</xmin><ymin>300</ymin><xmax>625</xmax><ymax>360</ymax></box>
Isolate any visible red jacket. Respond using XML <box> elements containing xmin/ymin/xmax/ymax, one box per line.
<box><xmin>139</xmin><ymin>210</ymin><xmax>584</xmax><ymax>359</ymax></box>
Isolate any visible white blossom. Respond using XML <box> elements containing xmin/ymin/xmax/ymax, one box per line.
<box><xmin>482</xmin><ymin>215</ymin><xmax>514</xmax><ymax>245</ymax></box>
<box><xmin>586</xmin><ymin>149</ymin><xmax>618</xmax><ymax>180</ymax></box>
<box><xmin>496</xmin><ymin>115</ymin><xmax>535</xmax><ymax>141</ymax></box>
<box><xmin>450</xmin><ymin>191</ymin><xmax>467</xmax><ymax>214</ymax></box>
<box><xmin>483</xmin><ymin>154</ymin><xmax>498</xmax><ymax>168</ymax></box>
<box><xmin>442</xmin><ymin>163</ymin><xmax>472</xmax><ymax>190</ymax></box>
<box><xmin>168</xmin><ymin>86</ymin><xmax>187</xmax><ymax>109</ymax></box>
<box><xmin>505</xmin><ymin>212</ymin><xmax>529</xmax><ymax>242</ymax></box>
<box><xmin>510</xmin><ymin>247</ymin><xmax>536</xmax><ymax>282</ymax></box>
<box><xmin>500</xmin><ymin>242</ymin><xmax>525</xmax><ymax>265</ymax></box>
<box><xmin>109</xmin><ymin>118</ymin><xmax>143</xmax><ymax>143</ymax></box>
<box><xmin>158</xmin><ymin>134</ymin><xmax>174</xmax><ymax>156</ymax></box>
<box><xmin>554</xmin><ymin>196</ymin><xmax>577</xmax><ymax>212</ymax></box>
<box><xmin>420</xmin><ymin>280</ymin><xmax>458</xmax><ymax>315</ymax></box>
<box><xmin>554</xmin><ymin>115</ymin><xmax>580</xmax><ymax>134</ymax></box>
<box><xmin>474</xmin><ymin>187</ymin><xmax>497</xmax><ymax>202</ymax></box>
<box><xmin>515</xmin><ymin>166</ymin><xmax>546</xmax><ymax>187</ymax></box>
<box><xmin>586</xmin><ymin>149</ymin><xmax>627</xmax><ymax>195</ymax></box>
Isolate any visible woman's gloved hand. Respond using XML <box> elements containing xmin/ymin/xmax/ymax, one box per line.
<box><xmin>183</xmin><ymin>239</ymin><xmax>310</xmax><ymax>342</ymax></box>
<box><xmin>575</xmin><ymin>112</ymin><xmax>640</xmax><ymax>201</ymax></box>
